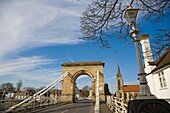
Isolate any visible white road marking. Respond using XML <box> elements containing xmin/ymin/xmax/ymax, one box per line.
<box><xmin>61</xmin><ymin>109</ymin><xmax>68</xmax><ymax>113</ymax></box>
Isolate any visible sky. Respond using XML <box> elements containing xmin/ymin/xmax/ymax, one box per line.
<box><xmin>0</xmin><ymin>0</ymin><xmax>169</xmax><ymax>93</ymax></box>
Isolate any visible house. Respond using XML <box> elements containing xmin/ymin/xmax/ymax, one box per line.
<box><xmin>51</xmin><ymin>89</ymin><xmax>62</xmax><ymax>97</ymax></box>
<box><xmin>15</xmin><ymin>91</ymin><xmax>29</xmax><ymax>100</ymax></box>
<box><xmin>122</xmin><ymin>85</ymin><xmax>139</xmax><ymax>102</ymax></box>
<box><xmin>0</xmin><ymin>90</ymin><xmax>15</xmax><ymax>100</ymax></box>
<box><xmin>115</xmin><ymin>66</ymin><xmax>140</xmax><ymax>102</ymax></box>
<box><xmin>75</xmin><ymin>86</ymin><xmax>82</xmax><ymax>100</ymax></box>
<box><xmin>5</xmin><ymin>91</ymin><xmax>15</xmax><ymax>99</ymax></box>
<box><xmin>140</xmin><ymin>34</ymin><xmax>170</xmax><ymax>103</ymax></box>
<box><xmin>49</xmin><ymin>89</ymin><xmax>62</xmax><ymax>100</ymax></box>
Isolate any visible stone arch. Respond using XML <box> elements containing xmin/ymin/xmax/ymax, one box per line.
<box><xmin>72</xmin><ymin>70</ymin><xmax>93</xmax><ymax>102</ymax></box>
<box><xmin>61</xmin><ymin>61</ymin><xmax>105</xmax><ymax>103</ymax></box>
<box><xmin>72</xmin><ymin>70</ymin><xmax>94</xmax><ymax>83</ymax></box>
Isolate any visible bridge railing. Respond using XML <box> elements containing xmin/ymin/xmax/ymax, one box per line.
<box><xmin>5</xmin><ymin>71</ymin><xmax>69</xmax><ymax>113</ymax></box>
<box><xmin>106</xmin><ymin>95</ymin><xmax>127</xmax><ymax>113</ymax></box>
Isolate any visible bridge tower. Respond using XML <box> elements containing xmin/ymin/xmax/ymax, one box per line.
<box><xmin>61</xmin><ymin>61</ymin><xmax>105</xmax><ymax>103</ymax></box>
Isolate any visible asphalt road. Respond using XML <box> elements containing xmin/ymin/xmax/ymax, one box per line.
<box><xmin>37</xmin><ymin>99</ymin><xmax>94</xmax><ymax>113</ymax></box>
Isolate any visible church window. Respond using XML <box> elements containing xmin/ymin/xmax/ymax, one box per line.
<box><xmin>158</xmin><ymin>71</ymin><xmax>167</xmax><ymax>88</ymax></box>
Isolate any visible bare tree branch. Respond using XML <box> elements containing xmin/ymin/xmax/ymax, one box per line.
<box><xmin>151</xmin><ymin>29</ymin><xmax>170</xmax><ymax>58</ymax></box>
<box><xmin>80</xmin><ymin>0</ymin><xmax>170</xmax><ymax>56</ymax></box>
<box><xmin>16</xmin><ymin>80</ymin><xmax>23</xmax><ymax>91</ymax></box>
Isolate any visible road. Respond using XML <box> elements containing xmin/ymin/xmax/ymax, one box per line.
<box><xmin>37</xmin><ymin>99</ymin><xmax>94</xmax><ymax>113</ymax></box>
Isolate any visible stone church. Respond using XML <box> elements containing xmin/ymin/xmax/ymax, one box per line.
<box><xmin>115</xmin><ymin>66</ymin><xmax>139</xmax><ymax>102</ymax></box>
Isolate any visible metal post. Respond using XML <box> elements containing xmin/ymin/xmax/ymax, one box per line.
<box><xmin>124</xmin><ymin>8</ymin><xmax>170</xmax><ymax>113</ymax></box>
<box><xmin>95</xmin><ymin>70</ymin><xmax>100</xmax><ymax>113</ymax></box>
<box><xmin>130</xmin><ymin>25</ymin><xmax>156</xmax><ymax>99</ymax></box>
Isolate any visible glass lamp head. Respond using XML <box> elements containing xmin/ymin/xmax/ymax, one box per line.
<box><xmin>124</xmin><ymin>8</ymin><xmax>139</xmax><ymax>26</ymax></box>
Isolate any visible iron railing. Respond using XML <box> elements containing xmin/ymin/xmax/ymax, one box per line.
<box><xmin>106</xmin><ymin>95</ymin><xmax>127</xmax><ymax>113</ymax></box>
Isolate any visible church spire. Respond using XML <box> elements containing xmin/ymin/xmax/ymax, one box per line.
<box><xmin>116</xmin><ymin>65</ymin><xmax>122</xmax><ymax>77</ymax></box>
<box><xmin>116</xmin><ymin>65</ymin><xmax>124</xmax><ymax>97</ymax></box>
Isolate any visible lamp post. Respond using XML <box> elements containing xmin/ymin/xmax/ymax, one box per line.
<box><xmin>124</xmin><ymin>7</ymin><xmax>156</xmax><ymax>99</ymax></box>
<box><xmin>123</xmin><ymin>7</ymin><xmax>170</xmax><ymax>113</ymax></box>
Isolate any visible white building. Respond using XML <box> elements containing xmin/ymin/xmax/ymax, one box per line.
<box><xmin>6</xmin><ymin>92</ymin><xmax>15</xmax><ymax>99</ymax></box>
<box><xmin>140</xmin><ymin>34</ymin><xmax>170</xmax><ymax>103</ymax></box>
<box><xmin>15</xmin><ymin>91</ymin><xmax>29</xmax><ymax>100</ymax></box>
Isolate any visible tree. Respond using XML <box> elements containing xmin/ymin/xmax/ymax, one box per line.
<box><xmin>24</xmin><ymin>87</ymin><xmax>36</xmax><ymax>96</ymax></box>
<box><xmin>104</xmin><ymin>83</ymin><xmax>111</xmax><ymax>95</ymax></box>
<box><xmin>151</xmin><ymin>29</ymin><xmax>170</xmax><ymax>57</ymax></box>
<box><xmin>0</xmin><ymin>82</ymin><xmax>15</xmax><ymax>100</ymax></box>
<box><xmin>82</xmin><ymin>85</ymin><xmax>89</xmax><ymax>90</ymax></box>
<box><xmin>81</xmin><ymin>85</ymin><xmax>90</xmax><ymax>97</ymax></box>
<box><xmin>80</xmin><ymin>0</ymin><xmax>170</xmax><ymax>56</ymax></box>
<box><xmin>1</xmin><ymin>82</ymin><xmax>15</xmax><ymax>91</ymax></box>
<box><xmin>16</xmin><ymin>80</ymin><xmax>23</xmax><ymax>91</ymax></box>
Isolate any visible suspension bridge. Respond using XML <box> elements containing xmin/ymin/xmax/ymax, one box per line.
<box><xmin>4</xmin><ymin>62</ymin><xmax>114</xmax><ymax>113</ymax></box>
<box><xmin>2</xmin><ymin>61</ymin><xmax>170</xmax><ymax>113</ymax></box>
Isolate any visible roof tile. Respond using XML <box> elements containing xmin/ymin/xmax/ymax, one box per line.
<box><xmin>123</xmin><ymin>85</ymin><xmax>140</xmax><ymax>92</ymax></box>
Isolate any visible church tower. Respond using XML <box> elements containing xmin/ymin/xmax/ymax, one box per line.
<box><xmin>116</xmin><ymin>65</ymin><xmax>124</xmax><ymax>98</ymax></box>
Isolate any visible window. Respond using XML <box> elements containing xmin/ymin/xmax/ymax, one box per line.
<box><xmin>158</xmin><ymin>71</ymin><xmax>167</xmax><ymax>88</ymax></box>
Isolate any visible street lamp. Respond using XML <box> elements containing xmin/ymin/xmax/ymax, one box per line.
<box><xmin>124</xmin><ymin>7</ymin><xmax>156</xmax><ymax>99</ymax></box>
<box><xmin>123</xmin><ymin>7</ymin><xmax>170</xmax><ymax>113</ymax></box>
<box><xmin>124</xmin><ymin>8</ymin><xmax>139</xmax><ymax>26</ymax></box>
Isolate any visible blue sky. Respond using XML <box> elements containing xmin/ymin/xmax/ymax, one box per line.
<box><xmin>0</xmin><ymin>0</ymin><xmax>169</xmax><ymax>93</ymax></box>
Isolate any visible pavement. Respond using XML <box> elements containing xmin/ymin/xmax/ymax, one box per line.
<box><xmin>33</xmin><ymin>100</ymin><xmax>94</xmax><ymax>113</ymax></box>
<box><xmin>100</xmin><ymin>103</ymin><xmax>112</xmax><ymax>113</ymax></box>
<box><xmin>25</xmin><ymin>99</ymin><xmax>112</xmax><ymax>113</ymax></box>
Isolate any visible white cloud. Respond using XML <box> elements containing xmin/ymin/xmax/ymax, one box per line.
<box><xmin>0</xmin><ymin>0</ymin><xmax>91</xmax><ymax>58</ymax></box>
<box><xmin>17</xmin><ymin>68</ymin><xmax>63</xmax><ymax>88</ymax></box>
<box><xmin>0</xmin><ymin>0</ymin><xmax>92</xmax><ymax>88</ymax></box>
<box><xmin>0</xmin><ymin>56</ymin><xmax>63</xmax><ymax>88</ymax></box>
<box><xmin>0</xmin><ymin>56</ymin><xmax>57</xmax><ymax>76</ymax></box>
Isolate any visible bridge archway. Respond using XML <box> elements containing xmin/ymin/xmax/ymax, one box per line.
<box><xmin>61</xmin><ymin>62</ymin><xmax>105</xmax><ymax>102</ymax></box>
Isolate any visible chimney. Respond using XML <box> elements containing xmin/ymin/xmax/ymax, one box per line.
<box><xmin>140</xmin><ymin>34</ymin><xmax>154</xmax><ymax>73</ymax></box>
